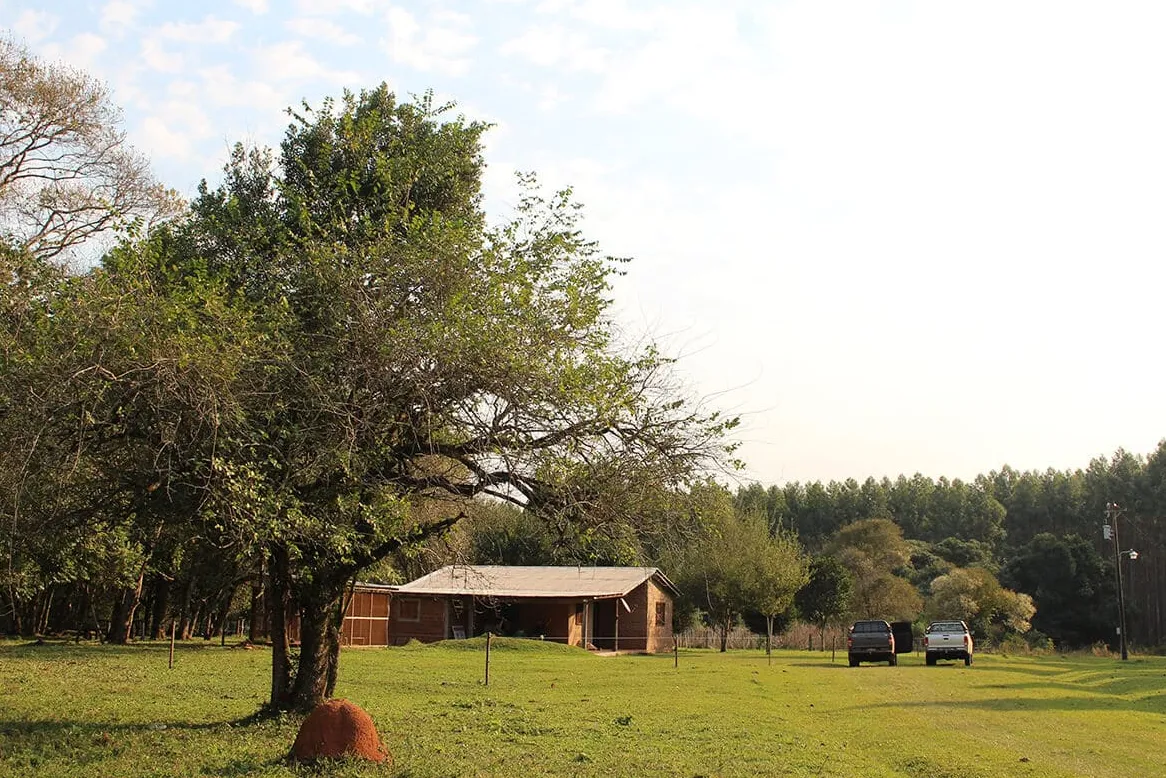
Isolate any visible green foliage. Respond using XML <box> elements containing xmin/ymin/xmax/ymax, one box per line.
<box><xmin>795</xmin><ymin>555</ymin><xmax>855</xmax><ymax>632</ymax></box>
<box><xmin>932</xmin><ymin>536</ymin><xmax>997</xmax><ymax>570</ymax></box>
<box><xmin>669</xmin><ymin>483</ymin><xmax>808</xmax><ymax>649</ymax></box>
<box><xmin>904</xmin><ymin>541</ymin><xmax>953</xmax><ymax>591</ymax></box>
<box><xmin>462</xmin><ymin>500</ymin><xmax>641</xmax><ymax>566</ymax></box>
<box><xmin>1000</xmin><ymin>533</ymin><xmax>1115</xmax><ymax>649</ymax></box>
<box><xmin>926</xmin><ymin>566</ymin><xmax>1034</xmax><ymax>643</ymax></box>
<box><xmin>827</xmin><ymin>519</ymin><xmax>921</xmax><ymax>621</ymax></box>
<box><xmin>827</xmin><ymin>518</ymin><xmax>912</xmax><ymax>571</ymax></box>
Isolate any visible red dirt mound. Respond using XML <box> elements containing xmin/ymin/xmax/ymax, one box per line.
<box><xmin>291</xmin><ymin>698</ymin><xmax>389</xmax><ymax>765</ymax></box>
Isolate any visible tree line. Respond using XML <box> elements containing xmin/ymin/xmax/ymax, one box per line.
<box><xmin>732</xmin><ymin>444</ymin><xmax>1166</xmax><ymax>649</ymax></box>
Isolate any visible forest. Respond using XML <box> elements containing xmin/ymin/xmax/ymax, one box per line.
<box><xmin>2</xmin><ymin>38</ymin><xmax>1163</xmax><ymax>717</ymax></box>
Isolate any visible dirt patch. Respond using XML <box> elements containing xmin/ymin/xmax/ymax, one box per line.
<box><xmin>291</xmin><ymin>698</ymin><xmax>389</xmax><ymax>765</ymax></box>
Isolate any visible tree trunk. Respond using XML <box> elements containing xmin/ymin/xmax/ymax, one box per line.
<box><xmin>106</xmin><ymin>569</ymin><xmax>147</xmax><ymax>644</ymax></box>
<box><xmin>248</xmin><ymin>561</ymin><xmax>266</xmax><ymax>642</ymax></box>
<box><xmin>177</xmin><ymin>576</ymin><xmax>196</xmax><ymax>639</ymax></box>
<box><xmin>5</xmin><ymin>581</ymin><xmax>22</xmax><ymax>636</ymax></box>
<box><xmin>149</xmin><ymin>576</ymin><xmax>171</xmax><ymax>639</ymax></box>
<box><xmin>75</xmin><ymin>585</ymin><xmax>90</xmax><ymax>641</ymax></box>
<box><xmin>265</xmin><ymin>545</ymin><xmax>348</xmax><ymax>713</ymax></box>
<box><xmin>212</xmin><ymin>583</ymin><xmax>236</xmax><ymax>644</ymax></box>
<box><xmin>719</xmin><ymin>619</ymin><xmax>729</xmax><ymax>652</ymax></box>
<box><xmin>288</xmin><ymin>599</ymin><xmax>339</xmax><ymax>712</ymax></box>
<box><xmin>766</xmin><ymin>615</ymin><xmax>773</xmax><ymax>665</ymax></box>
<box><xmin>267</xmin><ymin>545</ymin><xmax>293</xmax><ymax>711</ymax></box>
<box><xmin>106</xmin><ymin>520</ymin><xmax>164</xmax><ymax>644</ymax></box>
<box><xmin>36</xmin><ymin>586</ymin><xmax>54</xmax><ymax>635</ymax></box>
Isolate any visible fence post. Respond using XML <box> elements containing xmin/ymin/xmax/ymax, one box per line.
<box><xmin>674</xmin><ymin>635</ymin><xmax>678</xmax><ymax>670</ymax></box>
<box><xmin>831</xmin><ymin>636</ymin><xmax>835</xmax><ymax>663</ymax></box>
<box><xmin>168</xmin><ymin>620</ymin><xmax>176</xmax><ymax>669</ymax></box>
<box><xmin>485</xmin><ymin>631</ymin><xmax>492</xmax><ymax>686</ymax></box>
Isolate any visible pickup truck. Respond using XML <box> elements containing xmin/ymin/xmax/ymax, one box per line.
<box><xmin>847</xmin><ymin>620</ymin><xmax>897</xmax><ymax>666</ymax></box>
<box><xmin>923</xmin><ymin>620</ymin><xmax>973</xmax><ymax>666</ymax></box>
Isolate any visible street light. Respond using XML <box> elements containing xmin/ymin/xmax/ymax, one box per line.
<box><xmin>1104</xmin><ymin>502</ymin><xmax>1139</xmax><ymax>661</ymax></box>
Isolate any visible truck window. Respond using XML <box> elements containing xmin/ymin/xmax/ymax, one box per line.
<box><xmin>927</xmin><ymin>621</ymin><xmax>965</xmax><ymax>632</ymax></box>
<box><xmin>853</xmin><ymin>621</ymin><xmax>889</xmax><ymax>633</ymax></box>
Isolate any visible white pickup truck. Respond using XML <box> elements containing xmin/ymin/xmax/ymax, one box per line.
<box><xmin>923</xmin><ymin>620</ymin><xmax>973</xmax><ymax>666</ymax></box>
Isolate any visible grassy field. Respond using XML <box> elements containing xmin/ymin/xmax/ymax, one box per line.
<box><xmin>0</xmin><ymin>638</ymin><xmax>1163</xmax><ymax>777</ymax></box>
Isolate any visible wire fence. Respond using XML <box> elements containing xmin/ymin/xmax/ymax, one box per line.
<box><xmin>675</xmin><ymin>623</ymin><xmax>848</xmax><ymax>651</ymax></box>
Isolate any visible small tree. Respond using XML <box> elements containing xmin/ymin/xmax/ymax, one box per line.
<box><xmin>795</xmin><ymin>556</ymin><xmax>854</xmax><ymax>644</ymax></box>
<box><xmin>754</xmin><ymin>532</ymin><xmax>809</xmax><ymax>662</ymax></box>
<box><xmin>670</xmin><ymin>486</ymin><xmax>806</xmax><ymax>654</ymax></box>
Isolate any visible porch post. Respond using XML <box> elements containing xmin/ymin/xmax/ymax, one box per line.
<box><xmin>584</xmin><ymin>601</ymin><xmax>590</xmax><ymax>649</ymax></box>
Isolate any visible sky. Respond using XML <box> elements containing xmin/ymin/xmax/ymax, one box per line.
<box><xmin>3</xmin><ymin>0</ymin><xmax>1165</xmax><ymax>487</ymax></box>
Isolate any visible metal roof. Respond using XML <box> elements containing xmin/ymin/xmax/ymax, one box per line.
<box><xmin>391</xmin><ymin>565</ymin><xmax>678</xmax><ymax>599</ymax></box>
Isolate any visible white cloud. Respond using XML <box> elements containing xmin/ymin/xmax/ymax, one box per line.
<box><xmin>285</xmin><ymin>17</ymin><xmax>361</xmax><ymax>46</ymax></box>
<box><xmin>295</xmin><ymin>0</ymin><xmax>380</xmax><ymax>15</ymax></box>
<box><xmin>99</xmin><ymin>0</ymin><xmax>141</xmax><ymax>35</ymax></box>
<box><xmin>251</xmin><ymin>40</ymin><xmax>363</xmax><ymax>85</ymax></box>
<box><xmin>11</xmin><ymin>9</ymin><xmax>59</xmax><ymax>43</ymax></box>
<box><xmin>41</xmin><ymin>33</ymin><xmax>109</xmax><ymax>72</ymax></box>
<box><xmin>433</xmin><ymin>9</ymin><xmax>473</xmax><ymax>27</ymax></box>
<box><xmin>591</xmin><ymin>6</ymin><xmax>765</xmax><ymax>120</ymax></box>
<box><xmin>382</xmin><ymin>6</ymin><xmax>477</xmax><ymax>76</ymax></box>
<box><xmin>197</xmin><ymin>65</ymin><xmax>287</xmax><ymax>115</ymax></box>
<box><xmin>532</xmin><ymin>0</ymin><xmax>658</xmax><ymax>29</ymax></box>
<box><xmin>233</xmin><ymin>0</ymin><xmax>270</xmax><ymax>13</ymax></box>
<box><xmin>140</xmin><ymin>39</ymin><xmax>183</xmax><ymax>73</ymax></box>
<box><xmin>139</xmin><ymin>115</ymin><xmax>194</xmax><ymax>159</ymax></box>
<box><xmin>158</xmin><ymin>17</ymin><xmax>240</xmax><ymax>44</ymax></box>
<box><xmin>563</xmin><ymin>0</ymin><xmax>659</xmax><ymax>30</ymax></box>
<box><xmin>537</xmin><ymin>84</ymin><xmax>563</xmax><ymax>112</ymax></box>
<box><xmin>500</xmin><ymin>25</ymin><xmax>608</xmax><ymax>72</ymax></box>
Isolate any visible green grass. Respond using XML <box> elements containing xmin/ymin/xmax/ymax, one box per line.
<box><xmin>1</xmin><ymin>638</ymin><xmax>1164</xmax><ymax>777</ymax></box>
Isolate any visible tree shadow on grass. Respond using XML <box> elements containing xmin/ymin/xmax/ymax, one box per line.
<box><xmin>840</xmin><ymin>692</ymin><xmax>1166</xmax><ymax>715</ymax></box>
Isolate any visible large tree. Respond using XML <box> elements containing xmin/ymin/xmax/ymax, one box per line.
<box><xmin>65</xmin><ymin>87</ymin><xmax>732</xmax><ymax>711</ymax></box>
<box><xmin>827</xmin><ymin>519</ymin><xmax>921</xmax><ymax>621</ymax></box>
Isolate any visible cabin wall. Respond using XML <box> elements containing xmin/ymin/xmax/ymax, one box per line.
<box><xmin>341</xmin><ymin>588</ymin><xmax>390</xmax><ymax>646</ymax></box>
<box><xmin>645</xmin><ymin>579</ymin><xmax>674</xmax><ymax>653</ymax></box>
<box><xmin>389</xmin><ymin>595</ymin><xmax>447</xmax><ymax>645</ymax></box>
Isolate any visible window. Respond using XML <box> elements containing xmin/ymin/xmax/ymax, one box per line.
<box><xmin>397</xmin><ymin>598</ymin><xmax>420</xmax><ymax>622</ymax></box>
<box><xmin>655</xmin><ymin>602</ymin><xmax>667</xmax><ymax>627</ymax></box>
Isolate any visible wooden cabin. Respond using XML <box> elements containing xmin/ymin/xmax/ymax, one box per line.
<box><xmin>386</xmin><ymin>565</ymin><xmax>678</xmax><ymax>652</ymax></box>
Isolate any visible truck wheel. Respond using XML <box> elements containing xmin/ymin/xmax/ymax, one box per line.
<box><xmin>926</xmin><ymin>654</ymin><xmax>936</xmax><ymax>666</ymax></box>
<box><xmin>889</xmin><ymin>654</ymin><xmax>897</xmax><ymax>666</ymax></box>
<box><xmin>964</xmin><ymin>654</ymin><xmax>972</xmax><ymax>666</ymax></box>
<box><xmin>848</xmin><ymin>657</ymin><xmax>858</xmax><ymax>667</ymax></box>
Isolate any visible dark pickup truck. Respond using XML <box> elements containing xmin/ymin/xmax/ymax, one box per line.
<box><xmin>847</xmin><ymin>620</ymin><xmax>897</xmax><ymax>666</ymax></box>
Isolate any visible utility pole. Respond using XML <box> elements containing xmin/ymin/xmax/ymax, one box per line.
<box><xmin>1105</xmin><ymin>502</ymin><xmax>1129</xmax><ymax>661</ymax></box>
